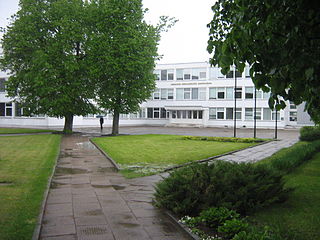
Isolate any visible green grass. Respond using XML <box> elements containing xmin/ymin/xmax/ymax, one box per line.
<box><xmin>251</xmin><ymin>152</ymin><xmax>320</xmax><ymax>240</ymax></box>
<box><xmin>0</xmin><ymin>128</ymin><xmax>55</xmax><ymax>134</ymax></box>
<box><xmin>0</xmin><ymin>134</ymin><xmax>61</xmax><ymax>240</ymax></box>
<box><xmin>92</xmin><ymin>134</ymin><xmax>256</xmax><ymax>178</ymax></box>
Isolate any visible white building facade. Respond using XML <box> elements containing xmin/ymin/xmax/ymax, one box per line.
<box><xmin>0</xmin><ymin>62</ymin><xmax>313</xmax><ymax>128</ymax></box>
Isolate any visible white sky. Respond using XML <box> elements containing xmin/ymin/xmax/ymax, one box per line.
<box><xmin>0</xmin><ymin>0</ymin><xmax>215</xmax><ymax>64</ymax></box>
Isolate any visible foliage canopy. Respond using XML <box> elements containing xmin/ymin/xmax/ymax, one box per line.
<box><xmin>207</xmin><ymin>0</ymin><xmax>320</xmax><ymax>123</ymax></box>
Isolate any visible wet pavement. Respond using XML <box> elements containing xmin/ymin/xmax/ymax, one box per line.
<box><xmin>34</xmin><ymin>126</ymin><xmax>300</xmax><ymax>239</ymax></box>
<box><xmin>40</xmin><ymin>134</ymin><xmax>192</xmax><ymax>240</ymax></box>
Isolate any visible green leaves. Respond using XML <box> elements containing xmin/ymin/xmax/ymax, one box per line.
<box><xmin>207</xmin><ymin>0</ymin><xmax>320</xmax><ymax>123</ymax></box>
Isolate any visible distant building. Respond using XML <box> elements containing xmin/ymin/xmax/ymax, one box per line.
<box><xmin>0</xmin><ymin>62</ymin><xmax>314</xmax><ymax>128</ymax></box>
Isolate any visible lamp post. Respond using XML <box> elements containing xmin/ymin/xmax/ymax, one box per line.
<box><xmin>275</xmin><ymin>108</ymin><xmax>278</xmax><ymax>139</ymax></box>
<box><xmin>233</xmin><ymin>68</ymin><xmax>237</xmax><ymax>138</ymax></box>
<box><xmin>254</xmin><ymin>87</ymin><xmax>257</xmax><ymax>138</ymax></box>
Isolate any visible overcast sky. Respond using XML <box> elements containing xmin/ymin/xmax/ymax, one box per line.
<box><xmin>0</xmin><ymin>0</ymin><xmax>215</xmax><ymax>64</ymax></box>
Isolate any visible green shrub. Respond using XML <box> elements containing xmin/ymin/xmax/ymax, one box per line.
<box><xmin>299</xmin><ymin>126</ymin><xmax>320</xmax><ymax>141</ymax></box>
<box><xmin>232</xmin><ymin>227</ymin><xmax>283</xmax><ymax>240</ymax></box>
<box><xmin>218</xmin><ymin>218</ymin><xmax>249</xmax><ymax>239</ymax></box>
<box><xmin>199</xmin><ymin>207</ymin><xmax>240</xmax><ymax>228</ymax></box>
<box><xmin>155</xmin><ymin>161</ymin><xmax>289</xmax><ymax>216</ymax></box>
<box><xmin>182</xmin><ymin>136</ymin><xmax>266</xmax><ymax>143</ymax></box>
<box><xmin>266</xmin><ymin>140</ymin><xmax>320</xmax><ymax>173</ymax></box>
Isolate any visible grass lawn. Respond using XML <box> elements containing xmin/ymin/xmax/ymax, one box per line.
<box><xmin>251</xmin><ymin>152</ymin><xmax>320</xmax><ymax>240</ymax></box>
<box><xmin>92</xmin><ymin>134</ymin><xmax>257</xmax><ymax>178</ymax></box>
<box><xmin>0</xmin><ymin>134</ymin><xmax>61</xmax><ymax>240</ymax></box>
<box><xmin>0</xmin><ymin>128</ymin><xmax>55</xmax><ymax>134</ymax></box>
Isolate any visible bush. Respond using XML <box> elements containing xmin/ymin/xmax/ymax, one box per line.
<box><xmin>155</xmin><ymin>161</ymin><xmax>289</xmax><ymax>216</ymax></box>
<box><xmin>299</xmin><ymin>126</ymin><xmax>320</xmax><ymax>141</ymax></box>
<box><xmin>199</xmin><ymin>207</ymin><xmax>240</xmax><ymax>228</ymax></box>
<box><xmin>266</xmin><ymin>140</ymin><xmax>320</xmax><ymax>173</ymax></box>
<box><xmin>232</xmin><ymin>227</ymin><xmax>283</xmax><ymax>240</ymax></box>
<box><xmin>182</xmin><ymin>136</ymin><xmax>266</xmax><ymax>143</ymax></box>
<box><xmin>218</xmin><ymin>218</ymin><xmax>249</xmax><ymax>239</ymax></box>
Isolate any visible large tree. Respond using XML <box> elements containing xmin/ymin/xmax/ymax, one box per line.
<box><xmin>207</xmin><ymin>0</ymin><xmax>320</xmax><ymax>123</ymax></box>
<box><xmin>88</xmin><ymin>0</ymin><xmax>174</xmax><ymax>135</ymax></box>
<box><xmin>0</xmin><ymin>0</ymin><xmax>97</xmax><ymax>133</ymax></box>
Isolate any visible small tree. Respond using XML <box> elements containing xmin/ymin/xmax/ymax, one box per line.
<box><xmin>88</xmin><ymin>0</ymin><xmax>175</xmax><ymax>135</ymax></box>
<box><xmin>207</xmin><ymin>0</ymin><xmax>320</xmax><ymax>123</ymax></box>
<box><xmin>0</xmin><ymin>0</ymin><xmax>97</xmax><ymax>133</ymax></box>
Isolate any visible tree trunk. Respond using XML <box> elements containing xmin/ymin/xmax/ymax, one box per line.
<box><xmin>112</xmin><ymin>109</ymin><xmax>120</xmax><ymax>135</ymax></box>
<box><xmin>63</xmin><ymin>114</ymin><xmax>74</xmax><ymax>134</ymax></box>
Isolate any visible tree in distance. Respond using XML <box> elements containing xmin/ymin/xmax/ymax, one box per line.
<box><xmin>207</xmin><ymin>0</ymin><xmax>320</xmax><ymax>123</ymax></box>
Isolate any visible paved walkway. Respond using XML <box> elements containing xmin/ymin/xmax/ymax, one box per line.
<box><xmin>216</xmin><ymin>138</ymin><xmax>298</xmax><ymax>163</ymax></box>
<box><xmin>39</xmin><ymin>127</ymin><xmax>300</xmax><ymax>240</ymax></box>
<box><xmin>40</xmin><ymin>134</ymin><xmax>191</xmax><ymax>240</ymax></box>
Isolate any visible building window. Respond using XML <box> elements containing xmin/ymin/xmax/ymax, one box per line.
<box><xmin>161</xmin><ymin>89</ymin><xmax>167</xmax><ymax>100</ymax></box>
<box><xmin>139</xmin><ymin>108</ymin><xmax>146</xmax><ymax>118</ymax></box>
<box><xmin>147</xmin><ymin>108</ymin><xmax>168</xmax><ymax>119</ymax></box>
<box><xmin>173</xmin><ymin>110</ymin><xmax>202</xmax><ymax>119</ymax></box>
<box><xmin>226</xmin><ymin>108</ymin><xmax>233</xmax><ymax>120</ymax></box>
<box><xmin>209</xmin><ymin>88</ymin><xmax>217</xmax><ymax>99</ymax></box>
<box><xmin>245</xmin><ymin>87</ymin><xmax>254</xmax><ymax>99</ymax></box>
<box><xmin>245</xmin><ymin>108</ymin><xmax>253</xmax><ymax>120</ymax></box>
<box><xmin>161</xmin><ymin>70</ymin><xmax>167</xmax><ymax>81</ymax></box>
<box><xmin>0</xmin><ymin>78</ymin><xmax>5</xmax><ymax>92</ymax></box>
<box><xmin>153</xmin><ymin>89</ymin><xmax>160</xmax><ymax>100</ymax></box>
<box><xmin>0</xmin><ymin>102</ymin><xmax>12</xmax><ymax>117</ymax></box>
<box><xmin>272</xmin><ymin>110</ymin><xmax>280</xmax><ymax>121</ymax></box>
<box><xmin>217</xmin><ymin>88</ymin><xmax>225</xmax><ymax>99</ymax></box>
<box><xmin>160</xmin><ymin>69</ymin><xmax>174</xmax><ymax>81</ymax></box>
<box><xmin>15</xmin><ymin>103</ymin><xmax>24</xmax><ymax>117</ymax></box>
<box><xmin>290</xmin><ymin>111</ymin><xmax>297</xmax><ymax>121</ymax></box>
<box><xmin>154</xmin><ymin>70</ymin><xmax>160</xmax><ymax>81</ymax></box>
<box><xmin>176</xmin><ymin>69</ymin><xmax>183</xmax><ymax>80</ymax></box>
<box><xmin>192</xmin><ymin>68</ymin><xmax>207</xmax><ymax>80</ymax></box>
<box><xmin>217</xmin><ymin>108</ymin><xmax>224</xmax><ymax>119</ymax></box>
<box><xmin>209</xmin><ymin>108</ymin><xmax>217</xmax><ymax>119</ymax></box>
<box><xmin>160</xmin><ymin>88</ymin><xmax>174</xmax><ymax>100</ymax></box>
<box><xmin>225</xmin><ymin>108</ymin><xmax>242</xmax><ymax>120</ymax></box>
<box><xmin>168</xmin><ymin>89</ymin><xmax>174</xmax><ymax>99</ymax></box>
<box><xmin>184</xmin><ymin>69</ymin><xmax>191</xmax><ymax>80</ymax></box>
<box><xmin>263</xmin><ymin>108</ymin><xmax>271</xmax><ymax>120</ymax></box>
<box><xmin>290</xmin><ymin>101</ymin><xmax>296</xmax><ymax>109</ymax></box>
<box><xmin>255</xmin><ymin>108</ymin><xmax>262</xmax><ymax>120</ymax></box>
<box><xmin>226</xmin><ymin>87</ymin><xmax>233</xmax><ymax>99</ymax></box>
<box><xmin>235</xmin><ymin>87</ymin><xmax>242</xmax><ymax>99</ymax></box>
<box><xmin>176</xmin><ymin>68</ymin><xmax>206</xmax><ymax>81</ymax></box>
<box><xmin>191</xmin><ymin>88</ymin><xmax>198</xmax><ymax>100</ymax></box>
<box><xmin>176</xmin><ymin>88</ymin><xmax>183</xmax><ymax>100</ymax></box>
<box><xmin>184</xmin><ymin>88</ymin><xmax>191</xmax><ymax>100</ymax></box>
<box><xmin>199</xmin><ymin>88</ymin><xmax>206</xmax><ymax>100</ymax></box>
<box><xmin>153</xmin><ymin>108</ymin><xmax>160</xmax><ymax>118</ymax></box>
<box><xmin>161</xmin><ymin>108</ymin><xmax>167</xmax><ymax>119</ymax></box>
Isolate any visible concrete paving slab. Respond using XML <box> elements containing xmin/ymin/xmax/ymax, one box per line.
<box><xmin>39</xmin><ymin>127</ymin><xmax>299</xmax><ymax>240</ymax></box>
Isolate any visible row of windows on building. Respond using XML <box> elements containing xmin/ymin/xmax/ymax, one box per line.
<box><xmin>152</xmin><ymin>87</ymin><xmax>271</xmax><ymax>101</ymax></box>
<box><xmin>154</xmin><ymin>68</ymin><xmax>250</xmax><ymax>81</ymax></box>
<box><xmin>0</xmin><ymin>102</ymin><xmax>43</xmax><ymax>117</ymax></box>
<box><xmin>1</xmin><ymin>103</ymin><xmax>297</xmax><ymax>122</ymax></box>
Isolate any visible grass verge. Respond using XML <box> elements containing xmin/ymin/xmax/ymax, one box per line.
<box><xmin>0</xmin><ymin>134</ymin><xmax>61</xmax><ymax>240</ymax></box>
<box><xmin>92</xmin><ymin>134</ymin><xmax>257</xmax><ymax>178</ymax></box>
<box><xmin>251</xmin><ymin>152</ymin><xmax>320</xmax><ymax>240</ymax></box>
<box><xmin>0</xmin><ymin>128</ymin><xmax>55</xmax><ymax>134</ymax></box>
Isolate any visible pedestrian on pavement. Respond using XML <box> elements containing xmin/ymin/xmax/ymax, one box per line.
<box><xmin>99</xmin><ymin>117</ymin><xmax>104</xmax><ymax>131</ymax></box>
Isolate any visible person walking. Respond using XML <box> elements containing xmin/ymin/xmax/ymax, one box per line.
<box><xmin>99</xmin><ymin>117</ymin><xmax>104</xmax><ymax>131</ymax></box>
